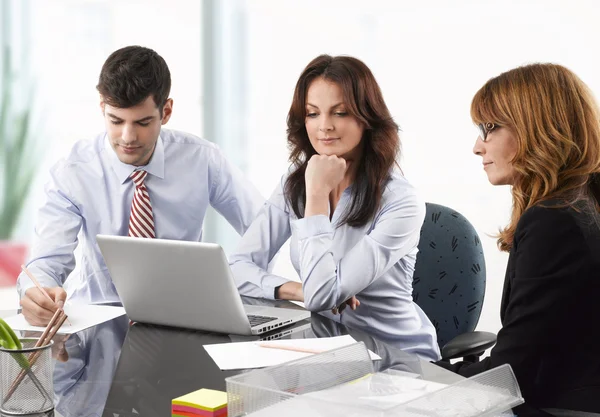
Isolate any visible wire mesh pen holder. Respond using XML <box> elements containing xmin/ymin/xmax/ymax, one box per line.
<box><xmin>0</xmin><ymin>339</ymin><xmax>54</xmax><ymax>415</ymax></box>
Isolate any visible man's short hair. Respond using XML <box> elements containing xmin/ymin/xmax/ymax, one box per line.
<box><xmin>97</xmin><ymin>45</ymin><xmax>171</xmax><ymax>111</ymax></box>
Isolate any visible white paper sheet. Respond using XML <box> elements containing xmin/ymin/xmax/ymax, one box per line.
<box><xmin>3</xmin><ymin>304</ymin><xmax>126</xmax><ymax>335</ymax></box>
<box><xmin>204</xmin><ymin>335</ymin><xmax>381</xmax><ymax>370</ymax></box>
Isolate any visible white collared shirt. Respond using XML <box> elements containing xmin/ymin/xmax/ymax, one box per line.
<box><xmin>230</xmin><ymin>171</ymin><xmax>441</xmax><ymax>361</ymax></box>
<box><xmin>17</xmin><ymin>129</ymin><xmax>264</xmax><ymax>303</ymax></box>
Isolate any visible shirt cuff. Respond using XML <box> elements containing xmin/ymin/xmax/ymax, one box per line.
<box><xmin>261</xmin><ymin>275</ymin><xmax>294</xmax><ymax>300</ymax></box>
<box><xmin>16</xmin><ymin>270</ymin><xmax>61</xmax><ymax>299</ymax></box>
<box><xmin>17</xmin><ymin>280</ymin><xmax>36</xmax><ymax>300</ymax></box>
<box><xmin>291</xmin><ymin>215</ymin><xmax>334</xmax><ymax>240</ymax></box>
<box><xmin>274</xmin><ymin>284</ymin><xmax>283</xmax><ymax>299</ymax></box>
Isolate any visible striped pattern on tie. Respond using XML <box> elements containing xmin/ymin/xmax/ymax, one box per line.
<box><xmin>128</xmin><ymin>170</ymin><xmax>155</xmax><ymax>238</ymax></box>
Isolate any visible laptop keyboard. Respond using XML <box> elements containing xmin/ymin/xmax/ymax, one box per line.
<box><xmin>247</xmin><ymin>314</ymin><xmax>278</xmax><ymax>327</ymax></box>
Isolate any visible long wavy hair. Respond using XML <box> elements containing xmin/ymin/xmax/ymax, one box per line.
<box><xmin>471</xmin><ymin>63</ymin><xmax>600</xmax><ymax>252</ymax></box>
<box><xmin>284</xmin><ymin>55</ymin><xmax>399</xmax><ymax>227</ymax></box>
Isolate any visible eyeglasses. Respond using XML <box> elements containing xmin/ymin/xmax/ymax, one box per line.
<box><xmin>476</xmin><ymin>122</ymin><xmax>498</xmax><ymax>142</ymax></box>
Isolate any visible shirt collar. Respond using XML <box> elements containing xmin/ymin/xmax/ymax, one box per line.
<box><xmin>104</xmin><ymin>132</ymin><xmax>166</xmax><ymax>184</ymax></box>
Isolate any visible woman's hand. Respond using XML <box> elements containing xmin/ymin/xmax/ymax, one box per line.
<box><xmin>332</xmin><ymin>296</ymin><xmax>360</xmax><ymax>315</ymax></box>
<box><xmin>305</xmin><ymin>155</ymin><xmax>350</xmax><ymax>217</ymax></box>
<box><xmin>305</xmin><ymin>154</ymin><xmax>348</xmax><ymax>197</ymax></box>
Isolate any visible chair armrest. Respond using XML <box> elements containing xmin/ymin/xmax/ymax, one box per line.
<box><xmin>441</xmin><ymin>331</ymin><xmax>497</xmax><ymax>361</ymax></box>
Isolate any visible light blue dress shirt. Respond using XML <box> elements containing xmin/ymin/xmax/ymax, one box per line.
<box><xmin>230</xmin><ymin>171</ymin><xmax>441</xmax><ymax>361</ymax></box>
<box><xmin>17</xmin><ymin>129</ymin><xmax>264</xmax><ymax>303</ymax></box>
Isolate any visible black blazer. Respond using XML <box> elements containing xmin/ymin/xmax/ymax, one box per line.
<box><xmin>437</xmin><ymin>200</ymin><xmax>600</xmax><ymax>414</ymax></box>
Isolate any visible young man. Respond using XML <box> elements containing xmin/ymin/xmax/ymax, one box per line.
<box><xmin>18</xmin><ymin>45</ymin><xmax>264</xmax><ymax>325</ymax></box>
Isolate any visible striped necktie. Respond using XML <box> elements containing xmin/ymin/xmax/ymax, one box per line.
<box><xmin>128</xmin><ymin>170</ymin><xmax>156</xmax><ymax>238</ymax></box>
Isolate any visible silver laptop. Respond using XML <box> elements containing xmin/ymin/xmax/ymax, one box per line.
<box><xmin>96</xmin><ymin>235</ymin><xmax>310</xmax><ymax>335</ymax></box>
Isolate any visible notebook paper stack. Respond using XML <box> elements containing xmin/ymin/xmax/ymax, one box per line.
<box><xmin>172</xmin><ymin>388</ymin><xmax>227</xmax><ymax>417</ymax></box>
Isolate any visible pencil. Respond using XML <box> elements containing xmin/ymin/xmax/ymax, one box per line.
<box><xmin>21</xmin><ymin>264</ymin><xmax>72</xmax><ymax>326</ymax></box>
<box><xmin>257</xmin><ymin>343</ymin><xmax>325</xmax><ymax>354</ymax></box>
<box><xmin>34</xmin><ymin>308</ymin><xmax>64</xmax><ymax>349</ymax></box>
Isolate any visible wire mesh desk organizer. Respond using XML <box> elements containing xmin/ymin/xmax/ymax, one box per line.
<box><xmin>1</xmin><ymin>308</ymin><xmax>68</xmax><ymax>415</ymax></box>
<box><xmin>225</xmin><ymin>342</ymin><xmax>524</xmax><ymax>417</ymax></box>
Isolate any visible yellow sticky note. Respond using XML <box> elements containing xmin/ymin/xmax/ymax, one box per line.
<box><xmin>172</xmin><ymin>388</ymin><xmax>227</xmax><ymax>411</ymax></box>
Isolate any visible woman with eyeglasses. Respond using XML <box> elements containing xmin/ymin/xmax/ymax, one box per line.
<box><xmin>229</xmin><ymin>54</ymin><xmax>441</xmax><ymax>361</ymax></box>
<box><xmin>437</xmin><ymin>64</ymin><xmax>600</xmax><ymax>414</ymax></box>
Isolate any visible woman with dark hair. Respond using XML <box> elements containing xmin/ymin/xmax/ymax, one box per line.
<box><xmin>437</xmin><ymin>63</ymin><xmax>600</xmax><ymax>414</ymax></box>
<box><xmin>230</xmin><ymin>55</ymin><xmax>440</xmax><ymax>361</ymax></box>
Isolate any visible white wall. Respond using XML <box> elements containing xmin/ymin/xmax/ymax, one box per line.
<box><xmin>5</xmin><ymin>0</ymin><xmax>600</xmax><ymax>334</ymax></box>
<box><xmin>12</xmin><ymin>0</ymin><xmax>203</xmax><ymax>241</ymax></box>
<box><xmin>3</xmin><ymin>0</ymin><xmax>203</xmax><ymax>307</ymax></box>
<box><xmin>239</xmin><ymin>0</ymin><xmax>600</xmax><ymax>335</ymax></box>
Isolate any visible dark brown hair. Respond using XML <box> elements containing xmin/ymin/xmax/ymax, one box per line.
<box><xmin>285</xmin><ymin>55</ymin><xmax>400</xmax><ymax>227</ymax></box>
<box><xmin>97</xmin><ymin>45</ymin><xmax>171</xmax><ymax>112</ymax></box>
<box><xmin>471</xmin><ymin>63</ymin><xmax>600</xmax><ymax>251</ymax></box>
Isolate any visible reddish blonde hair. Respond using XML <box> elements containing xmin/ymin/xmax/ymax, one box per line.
<box><xmin>471</xmin><ymin>63</ymin><xmax>600</xmax><ymax>252</ymax></box>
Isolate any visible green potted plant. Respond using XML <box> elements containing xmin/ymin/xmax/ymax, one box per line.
<box><xmin>0</xmin><ymin>46</ymin><xmax>37</xmax><ymax>287</ymax></box>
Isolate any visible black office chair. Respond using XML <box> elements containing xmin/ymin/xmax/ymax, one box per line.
<box><xmin>412</xmin><ymin>203</ymin><xmax>496</xmax><ymax>362</ymax></box>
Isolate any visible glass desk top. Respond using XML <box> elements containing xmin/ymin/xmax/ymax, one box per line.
<box><xmin>1</xmin><ymin>298</ymin><xmax>461</xmax><ymax>417</ymax></box>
